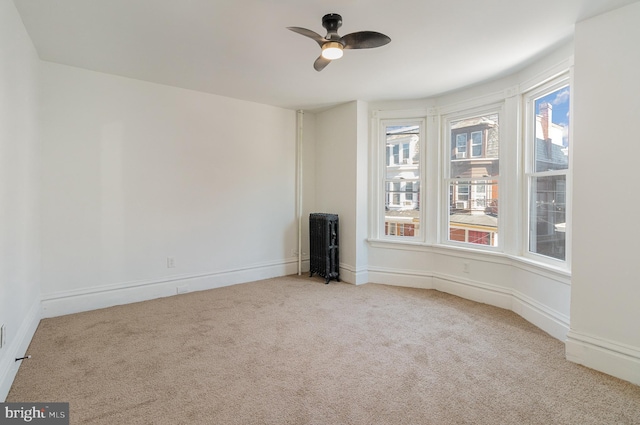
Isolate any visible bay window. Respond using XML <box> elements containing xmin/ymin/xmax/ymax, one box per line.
<box><xmin>371</xmin><ymin>68</ymin><xmax>570</xmax><ymax>271</ymax></box>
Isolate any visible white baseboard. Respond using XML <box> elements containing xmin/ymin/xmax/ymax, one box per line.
<box><xmin>368</xmin><ymin>267</ymin><xmax>434</xmax><ymax>289</ymax></box>
<box><xmin>432</xmin><ymin>273</ymin><xmax>513</xmax><ymax>310</ymax></box>
<box><xmin>338</xmin><ymin>264</ymin><xmax>369</xmax><ymax>285</ymax></box>
<box><xmin>368</xmin><ymin>267</ymin><xmax>569</xmax><ymax>342</ymax></box>
<box><xmin>0</xmin><ymin>299</ymin><xmax>41</xmax><ymax>401</ymax></box>
<box><xmin>511</xmin><ymin>290</ymin><xmax>569</xmax><ymax>341</ymax></box>
<box><xmin>566</xmin><ymin>330</ymin><xmax>640</xmax><ymax>386</ymax></box>
<box><xmin>41</xmin><ymin>259</ymin><xmax>299</xmax><ymax>318</ymax></box>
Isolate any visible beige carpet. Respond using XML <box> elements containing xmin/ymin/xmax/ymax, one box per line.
<box><xmin>8</xmin><ymin>275</ymin><xmax>640</xmax><ymax>424</ymax></box>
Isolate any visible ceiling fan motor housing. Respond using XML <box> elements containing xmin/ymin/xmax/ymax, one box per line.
<box><xmin>322</xmin><ymin>14</ymin><xmax>342</xmax><ymax>32</ymax></box>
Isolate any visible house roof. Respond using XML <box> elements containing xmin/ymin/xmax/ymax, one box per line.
<box><xmin>451</xmin><ymin>117</ymin><xmax>497</xmax><ymax>130</ymax></box>
<box><xmin>450</xmin><ymin>214</ymin><xmax>498</xmax><ymax>228</ymax></box>
<box><xmin>385</xmin><ymin>211</ymin><xmax>498</xmax><ymax>230</ymax></box>
<box><xmin>535</xmin><ymin>139</ymin><xmax>569</xmax><ymax>170</ymax></box>
<box><xmin>13</xmin><ymin>0</ymin><xmax>638</xmax><ymax>111</ymax></box>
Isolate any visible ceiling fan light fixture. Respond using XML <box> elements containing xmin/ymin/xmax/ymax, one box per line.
<box><xmin>288</xmin><ymin>13</ymin><xmax>390</xmax><ymax>71</ymax></box>
<box><xmin>321</xmin><ymin>42</ymin><xmax>344</xmax><ymax>60</ymax></box>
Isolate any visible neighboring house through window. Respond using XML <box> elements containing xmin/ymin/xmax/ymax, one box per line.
<box><xmin>383</xmin><ymin>121</ymin><xmax>423</xmax><ymax>239</ymax></box>
<box><xmin>526</xmin><ymin>79</ymin><xmax>571</xmax><ymax>261</ymax></box>
<box><xmin>446</xmin><ymin>111</ymin><xmax>501</xmax><ymax>247</ymax></box>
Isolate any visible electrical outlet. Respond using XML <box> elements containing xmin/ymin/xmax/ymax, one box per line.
<box><xmin>463</xmin><ymin>262</ymin><xmax>470</xmax><ymax>273</ymax></box>
<box><xmin>1</xmin><ymin>325</ymin><xmax>6</xmax><ymax>348</ymax></box>
<box><xmin>176</xmin><ymin>285</ymin><xmax>189</xmax><ymax>295</ymax></box>
<box><xmin>167</xmin><ymin>257</ymin><xmax>175</xmax><ymax>268</ymax></box>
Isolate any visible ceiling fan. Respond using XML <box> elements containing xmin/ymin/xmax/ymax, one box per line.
<box><xmin>287</xmin><ymin>13</ymin><xmax>391</xmax><ymax>72</ymax></box>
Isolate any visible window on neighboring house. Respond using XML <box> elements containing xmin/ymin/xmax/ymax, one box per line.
<box><xmin>472</xmin><ymin>181</ymin><xmax>487</xmax><ymax>210</ymax></box>
<box><xmin>402</xmin><ymin>143</ymin><xmax>411</xmax><ymax>164</ymax></box>
<box><xmin>386</xmin><ymin>145</ymin><xmax>397</xmax><ymax>166</ymax></box>
<box><xmin>526</xmin><ymin>80</ymin><xmax>570</xmax><ymax>261</ymax></box>
<box><xmin>405</xmin><ymin>182</ymin><xmax>414</xmax><ymax>201</ymax></box>
<box><xmin>456</xmin><ymin>134</ymin><xmax>467</xmax><ymax>159</ymax></box>
<box><xmin>471</xmin><ymin>131</ymin><xmax>483</xmax><ymax>157</ymax></box>
<box><xmin>390</xmin><ymin>182</ymin><xmax>401</xmax><ymax>206</ymax></box>
<box><xmin>383</xmin><ymin>120</ymin><xmax>423</xmax><ymax>239</ymax></box>
<box><xmin>456</xmin><ymin>183</ymin><xmax>470</xmax><ymax>206</ymax></box>
<box><xmin>445</xmin><ymin>111</ymin><xmax>500</xmax><ymax>247</ymax></box>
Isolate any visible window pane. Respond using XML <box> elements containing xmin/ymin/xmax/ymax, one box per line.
<box><xmin>450</xmin><ymin>114</ymin><xmax>499</xmax><ymax>178</ymax></box>
<box><xmin>384</xmin><ymin>124</ymin><xmax>421</xmax><ymax>238</ymax></box>
<box><xmin>448</xmin><ymin>180</ymin><xmax>498</xmax><ymax>247</ymax></box>
<box><xmin>534</xmin><ymin>87</ymin><xmax>570</xmax><ymax>172</ymax></box>
<box><xmin>529</xmin><ymin>175</ymin><xmax>566</xmax><ymax>260</ymax></box>
<box><xmin>456</xmin><ymin>134</ymin><xmax>467</xmax><ymax>158</ymax></box>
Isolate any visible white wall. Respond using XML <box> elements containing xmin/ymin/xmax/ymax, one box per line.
<box><xmin>39</xmin><ymin>62</ymin><xmax>298</xmax><ymax>317</ymax></box>
<box><xmin>0</xmin><ymin>0</ymin><xmax>42</xmax><ymax>401</ymax></box>
<box><xmin>567</xmin><ymin>1</ymin><xmax>640</xmax><ymax>385</ymax></box>
<box><xmin>314</xmin><ymin>101</ymin><xmax>369</xmax><ymax>284</ymax></box>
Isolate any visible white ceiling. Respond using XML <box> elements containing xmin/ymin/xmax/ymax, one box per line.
<box><xmin>13</xmin><ymin>0</ymin><xmax>637</xmax><ymax>111</ymax></box>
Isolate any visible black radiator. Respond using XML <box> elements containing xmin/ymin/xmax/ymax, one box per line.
<box><xmin>309</xmin><ymin>213</ymin><xmax>340</xmax><ymax>284</ymax></box>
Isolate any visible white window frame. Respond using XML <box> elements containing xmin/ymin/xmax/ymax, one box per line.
<box><xmin>371</xmin><ymin>113</ymin><xmax>427</xmax><ymax>242</ymax></box>
<box><xmin>442</xmin><ymin>103</ymin><xmax>504</xmax><ymax>251</ymax></box>
<box><xmin>523</xmin><ymin>74</ymin><xmax>572</xmax><ymax>266</ymax></box>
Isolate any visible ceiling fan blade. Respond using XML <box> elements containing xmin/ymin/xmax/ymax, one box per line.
<box><xmin>287</xmin><ymin>27</ymin><xmax>326</xmax><ymax>47</ymax></box>
<box><xmin>341</xmin><ymin>31</ymin><xmax>391</xmax><ymax>49</ymax></box>
<box><xmin>313</xmin><ymin>55</ymin><xmax>331</xmax><ymax>72</ymax></box>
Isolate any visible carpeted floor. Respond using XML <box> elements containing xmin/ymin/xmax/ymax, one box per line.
<box><xmin>7</xmin><ymin>275</ymin><xmax>640</xmax><ymax>424</ymax></box>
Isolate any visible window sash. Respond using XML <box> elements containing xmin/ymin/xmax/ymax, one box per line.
<box><xmin>524</xmin><ymin>78</ymin><xmax>571</xmax><ymax>262</ymax></box>
<box><xmin>380</xmin><ymin>119</ymin><xmax>424</xmax><ymax>240</ymax></box>
<box><xmin>445</xmin><ymin>109</ymin><xmax>501</xmax><ymax>249</ymax></box>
